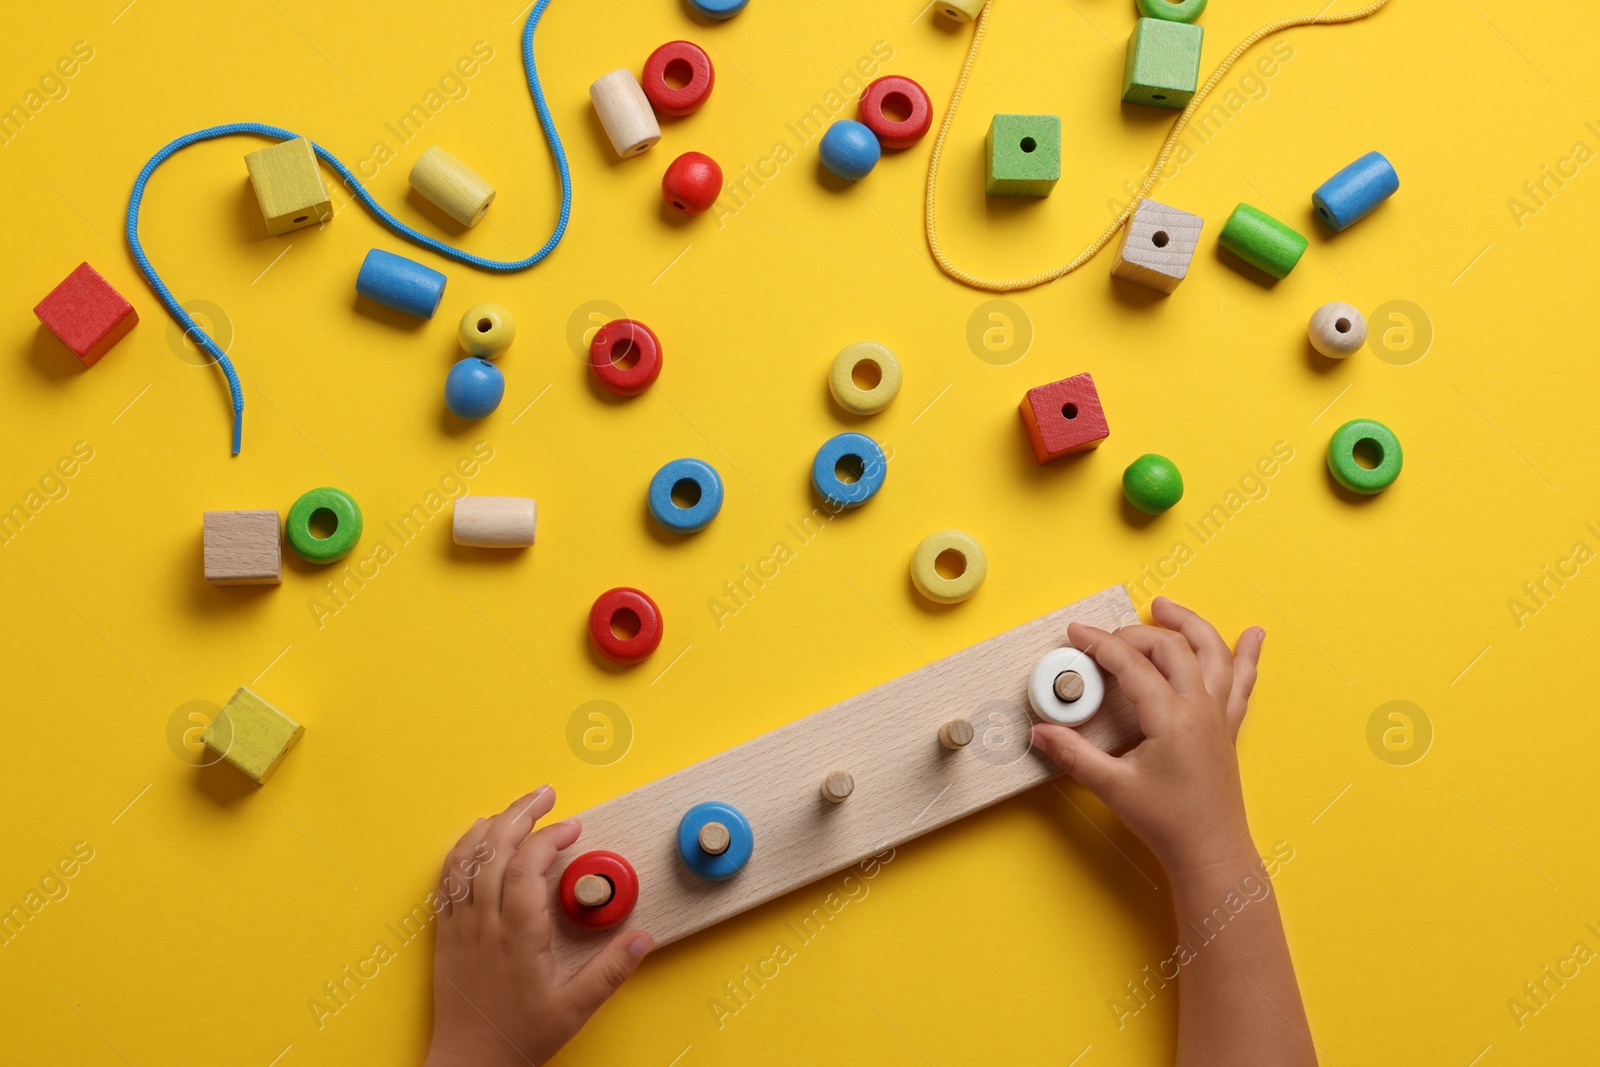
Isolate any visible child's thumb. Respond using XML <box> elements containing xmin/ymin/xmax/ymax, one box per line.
<box><xmin>567</xmin><ymin>931</ymin><xmax>654</xmax><ymax>1017</ymax></box>
<box><xmin>1031</xmin><ymin>723</ymin><xmax>1126</xmax><ymax>799</ymax></box>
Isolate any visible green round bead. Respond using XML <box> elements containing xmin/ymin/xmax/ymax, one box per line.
<box><xmin>1326</xmin><ymin>419</ymin><xmax>1402</xmax><ymax>495</ymax></box>
<box><xmin>1123</xmin><ymin>454</ymin><xmax>1184</xmax><ymax>514</ymax></box>
<box><xmin>1136</xmin><ymin>0</ymin><xmax>1207</xmax><ymax>23</ymax></box>
<box><xmin>286</xmin><ymin>487</ymin><xmax>363</xmax><ymax>564</ymax></box>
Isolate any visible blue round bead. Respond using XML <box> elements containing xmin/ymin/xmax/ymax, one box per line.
<box><xmin>1312</xmin><ymin>151</ymin><xmax>1399</xmax><ymax>232</ymax></box>
<box><xmin>819</xmin><ymin>121</ymin><xmax>881</xmax><ymax>181</ymax></box>
<box><xmin>677</xmin><ymin>802</ymin><xmax>754</xmax><ymax>880</ymax></box>
<box><xmin>648</xmin><ymin>458</ymin><xmax>724</xmax><ymax>533</ymax></box>
<box><xmin>687</xmin><ymin>0</ymin><xmax>748</xmax><ymax>16</ymax></box>
<box><xmin>445</xmin><ymin>358</ymin><xmax>505</xmax><ymax>420</ymax></box>
<box><xmin>812</xmin><ymin>433</ymin><xmax>887</xmax><ymax>508</ymax></box>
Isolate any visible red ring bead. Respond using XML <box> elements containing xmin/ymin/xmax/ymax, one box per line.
<box><xmin>642</xmin><ymin>41</ymin><xmax>715</xmax><ymax>117</ymax></box>
<box><xmin>857</xmin><ymin>75</ymin><xmax>933</xmax><ymax>150</ymax></box>
<box><xmin>588</xmin><ymin>319</ymin><xmax>663</xmax><ymax>396</ymax></box>
<box><xmin>662</xmin><ymin>151</ymin><xmax>723</xmax><ymax>215</ymax></box>
<box><xmin>588</xmin><ymin>587</ymin><xmax>664</xmax><ymax>664</ymax></box>
<box><xmin>558</xmin><ymin>851</ymin><xmax>640</xmax><ymax>931</ymax></box>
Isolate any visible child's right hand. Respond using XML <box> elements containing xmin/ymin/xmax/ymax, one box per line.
<box><xmin>1030</xmin><ymin>597</ymin><xmax>1267</xmax><ymax>879</ymax></box>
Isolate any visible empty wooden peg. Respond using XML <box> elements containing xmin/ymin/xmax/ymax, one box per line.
<box><xmin>822</xmin><ymin>770</ymin><xmax>855</xmax><ymax>803</ymax></box>
<box><xmin>409</xmin><ymin>146</ymin><xmax>496</xmax><ymax>227</ymax></box>
<box><xmin>453</xmin><ymin>496</ymin><xmax>536</xmax><ymax>547</ymax></box>
<box><xmin>1054</xmin><ymin>671</ymin><xmax>1086</xmax><ymax>702</ymax></box>
<box><xmin>590</xmin><ymin>69</ymin><xmax>661</xmax><ymax>158</ymax></box>
<box><xmin>939</xmin><ymin>718</ymin><xmax>974</xmax><ymax>750</ymax></box>
<box><xmin>573</xmin><ymin>874</ymin><xmax>614</xmax><ymax>907</ymax></box>
<box><xmin>699</xmin><ymin>821</ymin><xmax>731</xmax><ymax>856</ymax></box>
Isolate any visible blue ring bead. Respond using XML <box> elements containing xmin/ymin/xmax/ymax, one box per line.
<box><xmin>677</xmin><ymin>802</ymin><xmax>753</xmax><ymax>880</ymax></box>
<box><xmin>445</xmin><ymin>358</ymin><xmax>505</xmax><ymax>420</ymax></box>
<box><xmin>687</xmin><ymin>0</ymin><xmax>748</xmax><ymax>17</ymax></box>
<box><xmin>819</xmin><ymin>120</ymin><xmax>881</xmax><ymax>182</ymax></box>
<box><xmin>1312</xmin><ymin>151</ymin><xmax>1399</xmax><ymax>232</ymax></box>
<box><xmin>356</xmin><ymin>248</ymin><xmax>448</xmax><ymax>319</ymax></box>
<box><xmin>649</xmin><ymin>458</ymin><xmax>724</xmax><ymax>533</ymax></box>
<box><xmin>812</xmin><ymin>433</ymin><xmax>887</xmax><ymax>508</ymax></box>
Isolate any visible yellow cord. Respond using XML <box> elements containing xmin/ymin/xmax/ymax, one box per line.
<box><xmin>924</xmin><ymin>0</ymin><xmax>1394</xmax><ymax>291</ymax></box>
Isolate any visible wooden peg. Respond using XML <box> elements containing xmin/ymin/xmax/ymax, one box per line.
<box><xmin>1054</xmin><ymin>671</ymin><xmax>1086</xmax><ymax>702</ymax></box>
<box><xmin>573</xmin><ymin>874</ymin><xmax>614</xmax><ymax>907</ymax></box>
<box><xmin>822</xmin><ymin>770</ymin><xmax>855</xmax><ymax>803</ymax></box>
<box><xmin>409</xmin><ymin>146</ymin><xmax>496</xmax><ymax>227</ymax></box>
<box><xmin>938</xmin><ymin>718</ymin><xmax>974</xmax><ymax>750</ymax></box>
<box><xmin>244</xmin><ymin>137</ymin><xmax>331</xmax><ymax>235</ymax></box>
<box><xmin>590</xmin><ymin>69</ymin><xmax>661</xmax><ymax>158</ymax></box>
<box><xmin>699</xmin><ymin>821</ymin><xmax>730</xmax><ymax>855</ymax></box>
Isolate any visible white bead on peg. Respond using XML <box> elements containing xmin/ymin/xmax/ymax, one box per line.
<box><xmin>590</xmin><ymin>69</ymin><xmax>662</xmax><ymax>158</ymax></box>
<box><xmin>938</xmin><ymin>718</ymin><xmax>974</xmax><ymax>750</ymax></box>
<box><xmin>1027</xmin><ymin>648</ymin><xmax>1105</xmax><ymax>727</ymax></box>
<box><xmin>821</xmin><ymin>770</ymin><xmax>855</xmax><ymax>803</ymax></box>
<box><xmin>453</xmin><ymin>496</ymin><xmax>536</xmax><ymax>548</ymax></box>
<box><xmin>409</xmin><ymin>146</ymin><xmax>496</xmax><ymax>227</ymax></box>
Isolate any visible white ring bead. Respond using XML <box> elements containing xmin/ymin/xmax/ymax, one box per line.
<box><xmin>1027</xmin><ymin>647</ymin><xmax>1105</xmax><ymax>726</ymax></box>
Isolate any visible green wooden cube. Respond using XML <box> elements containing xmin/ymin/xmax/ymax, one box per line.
<box><xmin>1122</xmin><ymin>18</ymin><xmax>1203</xmax><ymax>109</ymax></box>
<box><xmin>985</xmin><ymin>115</ymin><xmax>1060</xmax><ymax>197</ymax></box>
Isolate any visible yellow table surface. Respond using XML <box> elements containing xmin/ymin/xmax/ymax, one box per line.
<box><xmin>4</xmin><ymin>1</ymin><xmax>1598</xmax><ymax>1063</ymax></box>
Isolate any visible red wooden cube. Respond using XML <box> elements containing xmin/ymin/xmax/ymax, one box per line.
<box><xmin>34</xmin><ymin>262</ymin><xmax>138</xmax><ymax>368</ymax></box>
<box><xmin>1019</xmin><ymin>373</ymin><xmax>1109</xmax><ymax>463</ymax></box>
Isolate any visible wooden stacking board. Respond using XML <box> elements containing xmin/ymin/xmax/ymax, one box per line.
<box><xmin>549</xmin><ymin>585</ymin><xmax>1140</xmax><ymax>967</ymax></box>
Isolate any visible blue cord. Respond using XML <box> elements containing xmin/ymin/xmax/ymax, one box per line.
<box><xmin>124</xmin><ymin>0</ymin><xmax>571</xmax><ymax>455</ymax></box>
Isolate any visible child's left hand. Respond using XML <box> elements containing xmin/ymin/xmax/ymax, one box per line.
<box><xmin>425</xmin><ymin>787</ymin><xmax>653</xmax><ymax>1067</ymax></box>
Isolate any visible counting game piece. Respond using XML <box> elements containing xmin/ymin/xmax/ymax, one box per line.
<box><xmin>203</xmin><ymin>510</ymin><xmax>282</xmax><ymax>586</ymax></box>
<box><xmin>244</xmin><ymin>136</ymin><xmax>332</xmax><ymax>236</ymax></box>
<box><xmin>1122</xmin><ymin>454</ymin><xmax>1184</xmax><ymax>514</ymax></box>
<box><xmin>687</xmin><ymin>0</ymin><xmax>748</xmax><ymax>19</ymax></box>
<box><xmin>648</xmin><ymin>458</ymin><xmax>724</xmax><ymax>534</ymax></box>
<box><xmin>1327</xmin><ymin>418</ymin><xmax>1402</xmax><ymax>495</ymax></box>
<box><xmin>1122</xmin><ymin>18</ymin><xmax>1204</xmax><ymax>109</ymax></box>
<box><xmin>641</xmin><ymin>41</ymin><xmax>715</xmax><ymax>116</ymax></box>
<box><xmin>588</xmin><ymin>319</ymin><xmax>663</xmax><ymax>396</ymax></box>
<box><xmin>1019</xmin><ymin>373</ymin><xmax>1109</xmax><ymax>463</ymax></box>
<box><xmin>937</xmin><ymin>0</ymin><xmax>984</xmax><ymax>21</ymax></box>
<box><xmin>662</xmin><ymin>151</ymin><xmax>724</xmax><ymax>216</ymax></box>
<box><xmin>457</xmin><ymin>302</ymin><xmax>516</xmax><ymax>359</ymax></box>
<box><xmin>1110</xmin><ymin>198</ymin><xmax>1204</xmax><ymax>294</ymax></box>
<box><xmin>858</xmin><ymin>76</ymin><xmax>933</xmax><ymax>150</ymax></box>
<box><xmin>1308</xmin><ymin>302</ymin><xmax>1368</xmax><ymax>358</ymax></box>
<box><xmin>821</xmin><ymin>771</ymin><xmax>855</xmax><ymax>804</ymax></box>
<box><xmin>819</xmin><ymin>120</ymin><xmax>881</xmax><ymax>181</ymax></box>
<box><xmin>558</xmin><ymin>851</ymin><xmax>639</xmax><ymax>931</ymax></box>
<box><xmin>812</xmin><ymin>433</ymin><xmax>888</xmax><ymax>508</ymax></box>
<box><xmin>33</xmin><ymin>262</ymin><xmax>138</xmax><ymax>368</ymax></box>
<box><xmin>445</xmin><ymin>358</ymin><xmax>505</xmax><ymax>420</ymax></box>
<box><xmin>985</xmin><ymin>114</ymin><xmax>1060</xmax><ymax>197</ymax></box>
<box><xmin>911</xmin><ymin>529</ymin><xmax>988</xmax><ymax>605</ymax></box>
<box><xmin>452</xmin><ymin>496</ymin><xmax>536</xmax><ymax>548</ymax></box>
<box><xmin>1027</xmin><ymin>647</ymin><xmax>1105</xmax><ymax>726</ymax></box>
<box><xmin>356</xmin><ymin>248</ymin><xmax>448</xmax><ymax>319</ymax></box>
<box><xmin>677</xmin><ymin>802</ymin><xmax>753</xmax><ymax>880</ymax></box>
<box><xmin>588</xmin><ymin>587</ymin><xmax>664</xmax><ymax>665</ymax></box>
<box><xmin>698</xmin><ymin>821</ymin><xmax>731</xmax><ymax>856</ymax></box>
<box><xmin>203</xmin><ymin>686</ymin><xmax>305</xmax><ymax>784</ymax></box>
<box><xmin>1136</xmin><ymin>0</ymin><xmax>1207</xmax><ymax>20</ymax></box>
<box><xmin>409</xmin><ymin>146</ymin><xmax>496</xmax><ymax>228</ymax></box>
<box><xmin>590</xmin><ymin>69</ymin><xmax>661</xmax><ymax>159</ymax></box>
<box><xmin>828</xmin><ymin>341</ymin><xmax>903</xmax><ymax>415</ymax></box>
<box><xmin>1313</xmin><ymin>151</ymin><xmax>1399</xmax><ymax>232</ymax></box>
<box><xmin>938</xmin><ymin>718</ymin><xmax>975</xmax><ymax>750</ymax></box>
<box><xmin>1218</xmin><ymin>203</ymin><xmax>1308</xmax><ymax>280</ymax></box>
<box><xmin>285</xmin><ymin>487</ymin><xmax>362</xmax><ymax>565</ymax></box>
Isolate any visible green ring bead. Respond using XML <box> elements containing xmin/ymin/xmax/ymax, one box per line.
<box><xmin>286</xmin><ymin>487</ymin><xmax>363</xmax><ymax>563</ymax></box>
<box><xmin>1326</xmin><ymin>420</ymin><xmax>1402</xmax><ymax>495</ymax></box>
<box><xmin>1136</xmin><ymin>0</ymin><xmax>1207</xmax><ymax>23</ymax></box>
<box><xmin>1123</xmin><ymin>454</ymin><xmax>1184</xmax><ymax>514</ymax></box>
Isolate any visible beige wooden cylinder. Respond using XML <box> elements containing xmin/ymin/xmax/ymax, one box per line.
<box><xmin>453</xmin><ymin>496</ymin><xmax>536</xmax><ymax>548</ymax></box>
<box><xmin>589</xmin><ymin>69</ymin><xmax>661</xmax><ymax>158</ymax></box>
<box><xmin>409</xmin><ymin>146</ymin><xmax>496</xmax><ymax>227</ymax></box>
<box><xmin>821</xmin><ymin>770</ymin><xmax>855</xmax><ymax>803</ymax></box>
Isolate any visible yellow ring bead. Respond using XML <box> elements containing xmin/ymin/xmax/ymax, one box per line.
<box><xmin>828</xmin><ymin>341</ymin><xmax>903</xmax><ymax>415</ymax></box>
<box><xmin>458</xmin><ymin>302</ymin><xmax>516</xmax><ymax>359</ymax></box>
<box><xmin>911</xmin><ymin>529</ymin><xmax>987</xmax><ymax>604</ymax></box>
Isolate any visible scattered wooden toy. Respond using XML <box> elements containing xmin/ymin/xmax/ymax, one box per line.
<box><xmin>452</xmin><ymin>496</ymin><xmax>536</xmax><ymax>548</ymax></box>
<box><xmin>1122</xmin><ymin>454</ymin><xmax>1184</xmax><ymax>514</ymax></box>
<box><xmin>1327</xmin><ymin>418</ymin><xmax>1402</xmax><ymax>495</ymax></box>
<box><xmin>819</xmin><ymin>120</ymin><xmax>881</xmax><ymax>181</ymax></box>
<box><xmin>648</xmin><ymin>458</ymin><xmax>724</xmax><ymax>534</ymax></box>
<box><xmin>858</xmin><ymin>75</ymin><xmax>933</xmax><ymax>149</ymax></box>
<box><xmin>203</xmin><ymin>686</ymin><xmax>304</xmax><ymax>783</ymax></box>
<box><xmin>409</xmin><ymin>146</ymin><xmax>495</xmax><ymax>228</ymax></box>
<box><xmin>244</xmin><ymin>136</ymin><xmax>332</xmax><ymax>235</ymax></box>
<box><xmin>356</xmin><ymin>248</ymin><xmax>447</xmax><ymax>319</ymax></box>
<box><xmin>985</xmin><ymin>114</ymin><xmax>1060</xmax><ymax>197</ymax></box>
<box><xmin>661</xmin><ymin>151</ymin><xmax>723</xmax><ymax>215</ymax></box>
<box><xmin>938</xmin><ymin>717</ymin><xmax>975</xmax><ymax>750</ymax></box>
<box><xmin>457</xmin><ymin>302</ymin><xmax>516</xmax><ymax>359</ymax></box>
<box><xmin>821</xmin><ymin>771</ymin><xmax>855</xmax><ymax>804</ymax></box>
<box><xmin>687</xmin><ymin>0</ymin><xmax>748</xmax><ymax>18</ymax></box>
<box><xmin>1122</xmin><ymin>18</ymin><xmax>1203</xmax><ymax>109</ymax></box>
<box><xmin>1308</xmin><ymin>302</ymin><xmax>1368</xmax><ymax>358</ymax></box>
<box><xmin>641</xmin><ymin>41</ymin><xmax>715</xmax><ymax>116</ymax></box>
<box><xmin>203</xmin><ymin>510</ymin><xmax>281</xmax><ymax>585</ymax></box>
<box><xmin>558</xmin><ymin>851</ymin><xmax>638</xmax><ymax>931</ymax></box>
<box><xmin>812</xmin><ymin>433</ymin><xmax>888</xmax><ymax>508</ymax></box>
<box><xmin>937</xmin><ymin>0</ymin><xmax>985</xmax><ymax>22</ymax></box>
<box><xmin>676</xmin><ymin>802</ymin><xmax>753</xmax><ymax>879</ymax></box>
<box><xmin>33</xmin><ymin>262</ymin><xmax>138</xmax><ymax>368</ymax></box>
<box><xmin>1019</xmin><ymin>373</ymin><xmax>1109</xmax><ymax>463</ymax></box>
<box><xmin>1110</xmin><ymin>198</ymin><xmax>1204</xmax><ymax>293</ymax></box>
<box><xmin>1136</xmin><ymin>0</ymin><xmax>1206</xmax><ymax>21</ymax></box>
<box><xmin>588</xmin><ymin>587</ymin><xmax>663</xmax><ymax>664</ymax></box>
<box><xmin>1218</xmin><ymin>203</ymin><xmax>1308</xmax><ymax>280</ymax></box>
<box><xmin>590</xmin><ymin>69</ymin><xmax>661</xmax><ymax>158</ymax></box>
<box><xmin>1027</xmin><ymin>646</ymin><xmax>1105</xmax><ymax>726</ymax></box>
<box><xmin>1313</xmin><ymin>151</ymin><xmax>1398</xmax><ymax>232</ymax></box>
<box><xmin>828</xmin><ymin>341</ymin><xmax>902</xmax><ymax>415</ymax></box>
<box><xmin>285</xmin><ymin>487</ymin><xmax>362</xmax><ymax>565</ymax></box>
<box><xmin>911</xmin><ymin>529</ymin><xmax>988</xmax><ymax>604</ymax></box>
<box><xmin>588</xmin><ymin>319</ymin><xmax>663</xmax><ymax>396</ymax></box>
<box><xmin>445</xmin><ymin>358</ymin><xmax>505</xmax><ymax>420</ymax></box>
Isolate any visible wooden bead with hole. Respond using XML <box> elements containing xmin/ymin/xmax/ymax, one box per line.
<box><xmin>1020</xmin><ymin>373</ymin><xmax>1109</xmax><ymax>463</ymax></box>
<box><xmin>244</xmin><ymin>137</ymin><xmax>331</xmax><ymax>235</ymax></box>
<box><xmin>939</xmin><ymin>718</ymin><xmax>974</xmax><ymax>750</ymax></box>
<box><xmin>1309</xmin><ymin>303</ymin><xmax>1368</xmax><ymax>358</ymax></box>
<box><xmin>828</xmin><ymin>341</ymin><xmax>902</xmax><ymax>415</ymax></box>
<box><xmin>452</xmin><ymin>496</ymin><xmax>536</xmax><ymax>548</ymax></box>
<box><xmin>409</xmin><ymin>146</ymin><xmax>495</xmax><ymax>227</ymax></box>
<box><xmin>936</xmin><ymin>0</ymin><xmax>984</xmax><ymax>22</ymax></box>
<box><xmin>642</xmin><ymin>41</ymin><xmax>715</xmax><ymax>116</ymax></box>
<box><xmin>588</xmin><ymin>319</ymin><xmax>663</xmax><ymax>396</ymax></box>
<box><xmin>558</xmin><ymin>851</ymin><xmax>639</xmax><ymax>930</ymax></box>
<box><xmin>858</xmin><ymin>76</ymin><xmax>933</xmax><ymax>150</ymax></box>
<box><xmin>911</xmin><ymin>529</ymin><xmax>988</xmax><ymax>604</ymax></box>
<box><xmin>588</xmin><ymin>587</ymin><xmax>664</xmax><ymax>664</ymax></box>
<box><xmin>590</xmin><ymin>69</ymin><xmax>661</xmax><ymax>158</ymax></box>
<box><xmin>458</xmin><ymin>302</ymin><xmax>515</xmax><ymax>359</ymax></box>
<box><xmin>1111</xmin><ymin>198</ymin><xmax>1204</xmax><ymax>294</ymax></box>
<box><xmin>821</xmin><ymin>771</ymin><xmax>855</xmax><ymax>803</ymax></box>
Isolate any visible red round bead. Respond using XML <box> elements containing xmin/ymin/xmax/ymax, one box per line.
<box><xmin>641</xmin><ymin>40</ymin><xmax>715</xmax><ymax>117</ymax></box>
<box><xmin>662</xmin><ymin>151</ymin><xmax>724</xmax><ymax>216</ymax></box>
<box><xmin>588</xmin><ymin>319</ymin><xmax>662</xmax><ymax>396</ymax></box>
<box><xmin>858</xmin><ymin>75</ymin><xmax>933</xmax><ymax>150</ymax></box>
<box><xmin>588</xmin><ymin>587</ymin><xmax>663</xmax><ymax>664</ymax></box>
<box><xmin>558</xmin><ymin>851</ymin><xmax>640</xmax><ymax>931</ymax></box>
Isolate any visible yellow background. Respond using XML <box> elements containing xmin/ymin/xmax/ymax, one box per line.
<box><xmin>2</xmin><ymin>0</ymin><xmax>1597</xmax><ymax>1063</ymax></box>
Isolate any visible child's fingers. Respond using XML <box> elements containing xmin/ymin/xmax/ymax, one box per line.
<box><xmin>1111</xmin><ymin>625</ymin><xmax>1206</xmax><ymax>699</ymax></box>
<box><xmin>1067</xmin><ymin>622</ymin><xmax>1170</xmax><ymax>708</ymax></box>
<box><xmin>1226</xmin><ymin>627</ymin><xmax>1266</xmax><ymax>738</ymax></box>
<box><xmin>501</xmin><ymin>819</ymin><xmax>584</xmax><ymax>930</ymax></box>
<box><xmin>439</xmin><ymin>816</ymin><xmax>491</xmax><ymax>916</ymax></box>
<box><xmin>1030</xmin><ymin>724</ymin><xmax>1129</xmax><ymax>800</ymax></box>
<box><xmin>473</xmin><ymin>787</ymin><xmax>557</xmax><ymax>914</ymax></box>
<box><xmin>563</xmin><ymin>930</ymin><xmax>654</xmax><ymax>1018</ymax></box>
<box><xmin>1150</xmin><ymin>597</ymin><xmax>1234</xmax><ymax>698</ymax></box>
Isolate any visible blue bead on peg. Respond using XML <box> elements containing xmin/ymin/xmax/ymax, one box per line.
<box><xmin>1312</xmin><ymin>151</ymin><xmax>1399</xmax><ymax>232</ymax></box>
<box><xmin>677</xmin><ymin>802</ymin><xmax>753</xmax><ymax>880</ymax></box>
<box><xmin>819</xmin><ymin>120</ymin><xmax>881</xmax><ymax>182</ymax></box>
<box><xmin>356</xmin><ymin>248</ymin><xmax>447</xmax><ymax>319</ymax></box>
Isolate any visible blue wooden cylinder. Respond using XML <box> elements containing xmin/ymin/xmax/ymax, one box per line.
<box><xmin>1312</xmin><ymin>152</ymin><xmax>1398</xmax><ymax>232</ymax></box>
<box><xmin>356</xmin><ymin>248</ymin><xmax>447</xmax><ymax>319</ymax></box>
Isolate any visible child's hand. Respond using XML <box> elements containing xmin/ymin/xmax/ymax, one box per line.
<box><xmin>1031</xmin><ymin>597</ymin><xmax>1267</xmax><ymax>878</ymax></box>
<box><xmin>425</xmin><ymin>787</ymin><xmax>653</xmax><ymax>1067</ymax></box>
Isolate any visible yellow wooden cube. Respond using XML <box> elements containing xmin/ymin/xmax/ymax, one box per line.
<box><xmin>244</xmin><ymin>137</ymin><xmax>332</xmax><ymax>236</ymax></box>
<box><xmin>203</xmin><ymin>686</ymin><xmax>304</xmax><ymax>783</ymax></box>
<box><xmin>936</xmin><ymin>0</ymin><xmax>985</xmax><ymax>22</ymax></box>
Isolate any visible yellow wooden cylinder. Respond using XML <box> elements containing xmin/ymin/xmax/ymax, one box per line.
<box><xmin>409</xmin><ymin>146</ymin><xmax>496</xmax><ymax>227</ymax></box>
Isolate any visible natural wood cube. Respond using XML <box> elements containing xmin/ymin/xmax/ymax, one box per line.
<box><xmin>203</xmin><ymin>686</ymin><xmax>304</xmax><ymax>783</ymax></box>
<box><xmin>986</xmin><ymin>114</ymin><xmax>1060</xmax><ymax>197</ymax></box>
<box><xmin>203</xmin><ymin>510</ymin><xmax>282</xmax><ymax>585</ymax></box>
<box><xmin>1111</xmin><ymin>198</ymin><xmax>1204</xmax><ymax>293</ymax></box>
<box><xmin>1019</xmin><ymin>373</ymin><xmax>1110</xmax><ymax>463</ymax></box>
<box><xmin>244</xmin><ymin>137</ymin><xmax>332</xmax><ymax>236</ymax></box>
<box><xmin>1122</xmin><ymin>18</ymin><xmax>1203</xmax><ymax>109</ymax></box>
<box><xmin>33</xmin><ymin>262</ymin><xmax>138</xmax><ymax>368</ymax></box>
